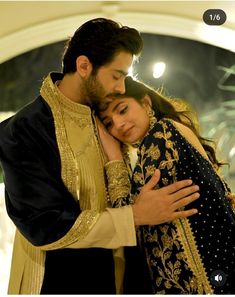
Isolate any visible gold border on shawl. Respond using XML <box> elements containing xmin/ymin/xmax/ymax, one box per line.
<box><xmin>162</xmin><ymin>119</ymin><xmax>213</xmax><ymax>294</ymax></box>
<box><xmin>174</xmin><ymin>218</ymin><xmax>214</xmax><ymax>294</ymax></box>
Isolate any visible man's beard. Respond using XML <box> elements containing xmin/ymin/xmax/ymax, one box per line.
<box><xmin>81</xmin><ymin>74</ymin><xmax>107</xmax><ymax>110</ymax></box>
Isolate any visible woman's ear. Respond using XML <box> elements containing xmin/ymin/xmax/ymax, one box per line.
<box><xmin>76</xmin><ymin>55</ymin><xmax>92</xmax><ymax>78</ymax></box>
<box><xmin>142</xmin><ymin>94</ymin><xmax>152</xmax><ymax>109</ymax></box>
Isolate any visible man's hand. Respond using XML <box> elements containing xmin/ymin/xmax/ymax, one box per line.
<box><xmin>132</xmin><ymin>169</ymin><xmax>199</xmax><ymax>225</ymax></box>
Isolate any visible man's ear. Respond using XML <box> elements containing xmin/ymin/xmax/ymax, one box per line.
<box><xmin>76</xmin><ymin>55</ymin><xmax>92</xmax><ymax>78</ymax></box>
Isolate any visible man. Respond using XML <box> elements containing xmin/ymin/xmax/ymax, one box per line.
<box><xmin>0</xmin><ymin>18</ymin><xmax>199</xmax><ymax>294</ymax></box>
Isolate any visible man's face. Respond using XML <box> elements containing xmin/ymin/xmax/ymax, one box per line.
<box><xmin>83</xmin><ymin>51</ymin><xmax>133</xmax><ymax>108</ymax></box>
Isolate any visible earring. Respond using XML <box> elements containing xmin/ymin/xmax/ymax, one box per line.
<box><xmin>148</xmin><ymin>109</ymin><xmax>156</xmax><ymax>128</ymax></box>
<box><xmin>148</xmin><ymin>109</ymin><xmax>155</xmax><ymax>117</ymax></box>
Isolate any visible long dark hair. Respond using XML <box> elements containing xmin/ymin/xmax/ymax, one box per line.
<box><xmin>62</xmin><ymin>18</ymin><xmax>143</xmax><ymax>74</ymax></box>
<box><xmin>117</xmin><ymin>76</ymin><xmax>224</xmax><ymax>168</ymax></box>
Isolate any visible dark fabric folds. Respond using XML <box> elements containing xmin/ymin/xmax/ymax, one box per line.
<box><xmin>0</xmin><ymin>97</ymin><xmax>81</xmax><ymax>246</ymax></box>
<box><xmin>40</xmin><ymin>248</ymin><xmax>116</xmax><ymax>294</ymax></box>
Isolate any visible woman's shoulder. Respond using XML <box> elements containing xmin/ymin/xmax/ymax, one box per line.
<box><xmin>156</xmin><ymin>118</ymin><xmax>195</xmax><ymax>138</ymax></box>
<box><xmin>162</xmin><ymin>119</ymin><xmax>209</xmax><ymax>161</ymax></box>
<box><xmin>168</xmin><ymin>120</ymin><xmax>194</xmax><ymax>138</ymax></box>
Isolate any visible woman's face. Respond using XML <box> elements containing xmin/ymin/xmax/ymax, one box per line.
<box><xmin>99</xmin><ymin>97</ymin><xmax>150</xmax><ymax>144</ymax></box>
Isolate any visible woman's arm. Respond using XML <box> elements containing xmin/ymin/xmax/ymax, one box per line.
<box><xmin>96</xmin><ymin>117</ymin><xmax>133</xmax><ymax>207</ymax></box>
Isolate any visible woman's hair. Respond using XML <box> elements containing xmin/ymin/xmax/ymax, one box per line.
<box><xmin>62</xmin><ymin>18</ymin><xmax>143</xmax><ymax>75</ymax></box>
<box><xmin>112</xmin><ymin>76</ymin><xmax>224</xmax><ymax>168</ymax></box>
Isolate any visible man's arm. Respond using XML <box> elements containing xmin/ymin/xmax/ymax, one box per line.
<box><xmin>68</xmin><ymin>170</ymin><xmax>199</xmax><ymax>249</ymax></box>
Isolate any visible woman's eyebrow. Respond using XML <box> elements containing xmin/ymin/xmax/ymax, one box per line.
<box><xmin>100</xmin><ymin>102</ymin><xmax>123</xmax><ymax>121</ymax></box>
<box><xmin>112</xmin><ymin>101</ymin><xmax>123</xmax><ymax>112</ymax></box>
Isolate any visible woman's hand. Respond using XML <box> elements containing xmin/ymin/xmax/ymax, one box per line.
<box><xmin>96</xmin><ymin>117</ymin><xmax>123</xmax><ymax>161</ymax></box>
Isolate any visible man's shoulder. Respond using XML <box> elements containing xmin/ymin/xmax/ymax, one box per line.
<box><xmin>16</xmin><ymin>95</ymin><xmax>51</xmax><ymax>120</ymax></box>
<box><xmin>1</xmin><ymin>96</ymin><xmax>52</xmax><ymax>128</ymax></box>
<box><xmin>0</xmin><ymin>96</ymin><xmax>54</xmax><ymax>146</ymax></box>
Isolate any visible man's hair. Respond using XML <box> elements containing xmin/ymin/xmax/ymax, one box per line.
<box><xmin>62</xmin><ymin>18</ymin><xmax>143</xmax><ymax>74</ymax></box>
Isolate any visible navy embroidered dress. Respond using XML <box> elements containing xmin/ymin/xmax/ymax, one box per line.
<box><xmin>124</xmin><ymin>118</ymin><xmax>235</xmax><ymax>294</ymax></box>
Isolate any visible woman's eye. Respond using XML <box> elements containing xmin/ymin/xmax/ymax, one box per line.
<box><xmin>104</xmin><ymin>121</ymin><xmax>112</xmax><ymax>129</ymax></box>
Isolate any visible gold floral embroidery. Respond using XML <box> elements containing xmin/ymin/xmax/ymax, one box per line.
<box><xmin>63</xmin><ymin>111</ymin><xmax>91</xmax><ymax>129</ymax></box>
<box><xmin>105</xmin><ymin>160</ymin><xmax>131</xmax><ymax>206</ymax></box>
<box><xmin>145</xmin><ymin>165</ymin><xmax>156</xmax><ymax>180</ymax></box>
<box><xmin>133</xmin><ymin>171</ymin><xmax>144</xmax><ymax>186</ymax></box>
<box><xmin>146</xmin><ymin>143</ymin><xmax>161</xmax><ymax>161</ymax></box>
<box><xmin>143</xmin><ymin>225</ymin><xmax>198</xmax><ymax>294</ymax></box>
<box><xmin>133</xmin><ymin>118</ymin><xmax>213</xmax><ymax>294</ymax></box>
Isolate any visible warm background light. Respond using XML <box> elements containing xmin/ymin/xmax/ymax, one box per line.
<box><xmin>153</xmin><ymin>62</ymin><xmax>166</xmax><ymax>79</ymax></box>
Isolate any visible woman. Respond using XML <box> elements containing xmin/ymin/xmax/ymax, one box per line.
<box><xmin>97</xmin><ymin>76</ymin><xmax>235</xmax><ymax>294</ymax></box>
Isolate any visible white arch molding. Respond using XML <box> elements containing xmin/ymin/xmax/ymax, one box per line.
<box><xmin>1</xmin><ymin>11</ymin><xmax>235</xmax><ymax>63</ymax></box>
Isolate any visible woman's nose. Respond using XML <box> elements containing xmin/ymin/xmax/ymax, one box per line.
<box><xmin>113</xmin><ymin>117</ymin><xmax>125</xmax><ymax>130</ymax></box>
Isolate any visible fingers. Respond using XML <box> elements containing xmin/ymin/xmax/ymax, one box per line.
<box><xmin>172</xmin><ymin>208</ymin><xmax>198</xmax><ymax>220</ymax></box>
<box><xmin>170</xmin><ymin>184</ymin><xmax>199</xmax><ymax>203</ymax></box>
<box><xmin>164</xmin><ymin>179</ymin><xmax>193</xmax><ymax>194</ymax></box>
<box><xmin>140</xmin><ymin>170</ymin><xmax>161</xmax><ymax>193</ymax></box>
<box><xmin>173</xmin><ymin>192</ymin><xmax>200</xmax><ymax>209</ymax></box>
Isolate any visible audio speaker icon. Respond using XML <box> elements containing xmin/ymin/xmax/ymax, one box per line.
<box><xmin>214</xmin><ymin>274</ymin><xmax>223</xmax><ymax>282</ymax></box>
<box><xmin>210</xmin><ymin>270</ymin><xmax>227</xmax><ymax>287</ymax></box>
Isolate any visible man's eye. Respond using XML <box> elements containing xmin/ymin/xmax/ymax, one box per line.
<box><xmin>113</xmin><ymin>75</ymin><xmax>121</xmax><ymax>80</ymax></box>
<box><xmin>120</xmin><ymin>106</ymin><xmax>128</xmax><ymax>114</ymax></box>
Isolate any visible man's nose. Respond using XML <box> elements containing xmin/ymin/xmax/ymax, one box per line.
<box><xmin>114</xmin><ymin>80</ymin><xmax>125</xmax><ymax>94</ymax></box>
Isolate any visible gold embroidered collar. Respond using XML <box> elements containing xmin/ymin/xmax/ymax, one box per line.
<box><xmin>41</xmin><ymin>72</ymin><xmax>91</xmax><ymax>116</ymax></box>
